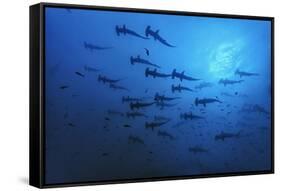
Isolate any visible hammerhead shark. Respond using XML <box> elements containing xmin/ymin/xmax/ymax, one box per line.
<box><xmin>145</xmin><ymin>68</ymin><xmax>171</xmax><ymax>78</ymax></box>
<box><xmin>145</xmin><ymin>26</ymin><xmax>175</xmax><ymax>47</ymax></box>
<box><xmin>155</xmin><ymin>102</ymin><xmax>178</xmax><ymax>110</ymax></box>
<box><xmin>154</xmin><ymin>93</ymin><xmax>181</xmax><ymax>102</ymax></box>
<box><xmin>130</xmin><ymin>101</ymin><xmax>155</xmax><ymax>110</ymax></box>
<box><xmin>98</xmin><ymin>75</ymin><xmax>122</xmax><ymax>84</ymax></box>
<box><xmin>154</xmin><ymin>115</ymin><xmax>171</xmax><ymax>121</ymax></box>
<box><xmin>116</xmin><ymin>25</ymin><xmax>148</xmax><ymax>39</ymax></box>
<box><xmin>145</xmin><ymin>120</ymin><xmax>168</xmax><ymax>130</ymax></box>
<box><xmin>130</xmin><ymin>55</ymin><xmax>160</xmax><ymax>68</ymax></box>
<box><xmin>109</xmin><ymin>83</ymin><xmax>129</xmax><ymax>91</ymax></box>
<box><xmin>180</xmin><ymin>112</ymin><xmax>204</xmax><ymax>120</ymax></box>
<box><xmin>195</xmin><ymin>97</ymin><xmax>222</xmax><ymax>107</ymax></box>
<box><xmin>84</xmin><ymin>65</ymin><xmax>99</xmax><ymax>72</ymax></box>
<box><xmin>235</xmin><ymin>69</ymin><xmax>259</xmax><ymax>78</ymax></box>
<box><xmin>171</xmin><ymin>84</ymin><xmax>194</xmax><ymax>93</ymax></box>
<box><xmin>128</xmin><ymin>135</ymin><xmax>145</xmax><ymax>145</ymax></box>
<box><xmin>218</xmin><ymin>78</ymin><xmax>244</xmax><ymax>86</ymax></box>
<box><xmin>215</xmin><ymin>131</ymin><xmax>241</xmax><ymax>141</ymax></box>
<box><xmin>157</xmin><ymin>130</ymin><xmax>175</xmax><ymax>140</ymax></box>
<box><xmin>126</xmin><ymin>111</ymin><xmax>147</xmax><ymax>118</ymax></box>
<box><xmin>122</xmin><ymin>96</ymin><xmax>143</xmax><ymax>103</ymax></box>
<box><xmin>195</xmin><ymin>82</ymin><xmax>213</xmax><ymax>90</ymax></box>
<box><xmin>107</xmin><ymin>110</ymin><xmax>124</xmax><ymax>117</ymax></box>
<box><xmin>188</xmin><ymin>146</ymin><xmax>209</xmax><ymax>154</ymax></box>
<box><xmin>171</xmin><ymin>69</ymin><xmax>200</xmax><ymax>81</ymax></box>
<box><xmin>83</xmin><ymin>41</ymin><xmax>112</xmax><ymax>51</ymax></box>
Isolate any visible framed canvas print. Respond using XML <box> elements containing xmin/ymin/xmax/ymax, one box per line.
<box><xmin>30</xmin><ymin>3</ymin><xmax>274</xmax><ymax>188</ymax></box>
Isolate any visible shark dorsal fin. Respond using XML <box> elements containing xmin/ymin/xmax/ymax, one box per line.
<box><xmin>181</xmin><ymin>71</ymin><xmax>185</xmax><ymax>75</ymax></box>
<box><xmin>137</xmin><ymin>55</ymin><xmax>140</xmax><ymax>58</ymax></box>
<box><xmin>154</xmin><ymin>69</ymin><xmax>157</xmax><ymax>72</ymax></box>
<box><xmin>123</xmin><ymin>25</ymin><xmax>126</xmax><ymax>29</ymax></box>
<box><xmin>156</xmin><ymin>30</ymin><xmax>159</xmax><ymax>34</ymax></box>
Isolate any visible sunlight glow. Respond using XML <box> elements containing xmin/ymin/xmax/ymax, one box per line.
<box><xmin>209</xmin><ymin>40</ymin><xmax>244</xmax><ymax>79</ymax></box>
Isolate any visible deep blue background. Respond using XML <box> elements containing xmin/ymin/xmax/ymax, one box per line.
<box><xmin>44</xmin><ymin>7</ymin><xmax>272</xmax><ymax>184</ymax></box>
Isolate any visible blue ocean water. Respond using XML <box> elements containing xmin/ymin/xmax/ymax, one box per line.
<box><xmin>44</xmin><ymin>7</ymin><xmax>272</xmax><ymax>184</ymax></box>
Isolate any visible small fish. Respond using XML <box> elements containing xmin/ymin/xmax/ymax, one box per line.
<box><xmin>128</xmin><ymin>135</ymin><xmax>144</xmax><ymax>144</ymax></box>
<box><xmin>84</xmin><ymin>65</ymin><xmax>99</xmax><ymax>72</ymax></box>
<box><xmin>188</xmin><ymin>146</ymin><xmax>208</xmax><ymax>154</ymax></box>
<box><xmin>105</xmin><ymin>117</ymin><xmax>110</xmax><ymax>121</ymax></box>
<box><xmin>67</xmin><ymin>123</ymin><xmax>75</xmax><ymax>127</ymax></box>
<box><xmin>107</xmin><ymin>110</ymin><xmax>124</xmax><ymax>116</ymax></box>
<box><xmin>102</xmin><ymin>152</ymin><xmax>109</xmax><ymax>156</ymax></box>
<box><xmin>157</xmin><ymin>130</ymin><xmax>175</xmax><ymax>140</ymax></box>
<box><xmin>63</xmin><ymin>112</ymin><xmax>68</xmax><ymax>119</ymax></box>
<box><xmin>123</xmin><ymin>124</ymin><xmax>131</xmax><ymax>128</ymax></box>
<box><xmin>59</xmin><ymin>85</ymin><xmax>69</xmax><ymax>89</ymax></box>
<box><xmin>75</xmin><ymin>72</ymin><xmax>85</xmax><ymax>77</ymax></box>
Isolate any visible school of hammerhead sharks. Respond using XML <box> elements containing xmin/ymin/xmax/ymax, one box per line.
<box><xmin>60</xmin><ymin>23</ymin><xmax>270</xmax><ymax>155</ymax></box>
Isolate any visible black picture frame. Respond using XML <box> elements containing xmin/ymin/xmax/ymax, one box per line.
<box><xmin>30</xmin><ymin>2</ymin><xmax>274</xmax><ymax>188</ymax></box>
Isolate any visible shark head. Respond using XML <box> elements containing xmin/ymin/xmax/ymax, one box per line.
<box><xmin>98</xmin><ymin>75</ymin><xmax>102</xmax><ymax>82</ymax></box>
<box><xmin>130</xmin><ymin>103</ymin><xmax>134</xmax><ymax>110</ymax></box>
<box><xmin>194</xmin><ymin>98</ymin><xmax>199</xmax><ymax>106</ymax></box>
<box><xmin>214</xmin><ymin>135</ymin><xmax>220</xmax><ymax>141</ymax></box>
<box><xmin>235</xmin><ymin>69</ymin><xmax>240</xmax><ymax>75</ymax></box>
<box><xmin>115</xmin><ymin>26</ymin><xmax>120</xmax><ymax>36</ymax></box>
<box><xmin>83</xmin><ymin>41</ymin><xmax>88</xmax><ymax>48</ymax></box>
<box><xmin>130</xmin><ymin>56</ymin><xmax>134</xmax><ymax>65</ymax></box>
<box><xmin>171</xmin><ymin>69</ymin><xmax>176</xmax><ymax>79</ymax></box>
<box><xmin>171</xmin><ymin>85</ymin><xmax>175</xmax><ymax>93</ymax></box>
<box><xmin>145</xmin><ymin>26</ymin><xmax>151</xmax><ymax>37</ymax></box>
<box><xmin>145</xmin><ymin>68</ymin><xmax>149</xmax><ymax>77</ymax></box>
<box><xmin>154</xmin><ymin>93</ymin><xmax>159</xmax><ymax>101</ymax></box>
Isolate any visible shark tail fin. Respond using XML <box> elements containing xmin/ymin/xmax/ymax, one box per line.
<box><xmin>195</xmin><ymin>98</ymin><xmax>198</xmax><ymax>106</ymax></box>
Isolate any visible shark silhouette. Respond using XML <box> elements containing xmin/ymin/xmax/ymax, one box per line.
<box><xmin>171</xmin><ymin>84</ymin><xmax>194</xmax><ymax>93</ymax></box>
<box><xmin>145</xmin><ymin>68</ymin><xmax>171</xmax><ymax>78</ymax></box>
<box><xmin>83</xmin><ymin>41</ymin><xmax>112</xmax><ymax>51</ymax></box>
<box><xmin>195</xmin><ymin>97</ymin><xmax>222</xmax><ymax>107</ymax></box>
<box><xmin>116</xmin><ymin>25</ymin><xmax>148</xmax><ymax>39</ymax></box>
<box><xmin>145</xmin><ymin>26</ymin><xmax>175</xmax><ymax>47</ymax></box>
<box><xmin>130</xmin><ymin>55</ymin><xmax>160</xmax><ymax>68</ymax></box>
<box><xmin>218</xmin><ymin>78</ymin><xmax>244</xmax><ymax>86</ymax></box>
<box><xmin>171</xmin><ymin>69</ymin><xmax>200</xmax><ymax>81</ymax></box>
<box><xmin>235</xmin><ymin>69</ymin><xmax>259</xmax><ymax>78</ymax></box>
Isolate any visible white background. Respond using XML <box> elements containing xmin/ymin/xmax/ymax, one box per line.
<box><xmin>0</xmin><ymin>0</ymin><xmax>279</xmax><ymax>190</ymax></box>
